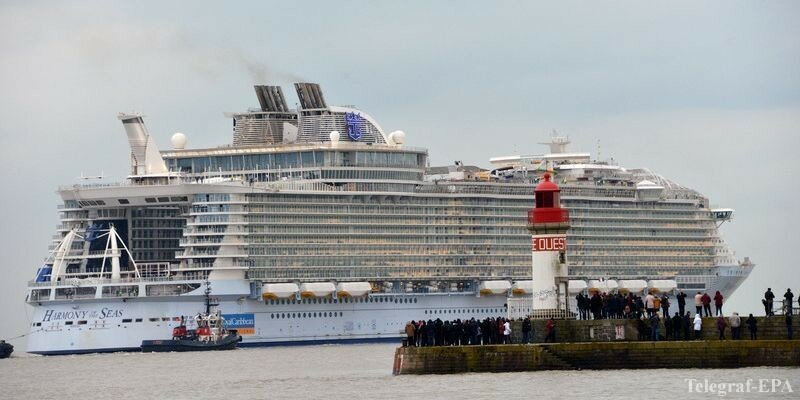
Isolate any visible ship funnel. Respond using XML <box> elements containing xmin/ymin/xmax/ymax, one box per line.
<box><xmin>294</xmin><ymin>82</ymin><xmax>327</xmax><ymax>110</ymax></box>
<box><xmin>254</xmin><ymin>85</ymin><xmax>289</xmax><ymax>112</ymax></box>
<box><xmin>118</xmin><ymin>113</ymin><xmax>168</xmax><ymax>176</ymax></box>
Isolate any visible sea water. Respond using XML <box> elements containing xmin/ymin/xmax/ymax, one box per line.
<box><xmin>2</xmin><ymin>344</ymin><xmax>797</xmax><ymax>399</ymax></box>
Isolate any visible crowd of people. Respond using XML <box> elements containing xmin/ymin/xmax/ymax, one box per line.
<box><xmin>403</xmin><ymin>288</ymin><xmax>797</xmax><ymax>347</ymax></box>
<box><xmin>403</xmin><ymin>316</ymin><xmax>556</xmax><ymax>347</ymax></box>
<box><xmin>404</xmin><ymin>317</ymin><xmax>512</xmax><ymax>347</ymax></box>
<box><xmin>762</xmin><ymin>288</ymin><xmax>795</xmax><ymax>317</ymax></box>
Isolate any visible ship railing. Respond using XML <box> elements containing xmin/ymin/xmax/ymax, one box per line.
<box><xmin>244</xmin><ymin>265</ymin><xmax>523</xmax><ymax>281</ymax></box>
<box><xmin>27</xmin><ymin>276</ymin><xmax>203</xmax><ymax>288</ymax></box>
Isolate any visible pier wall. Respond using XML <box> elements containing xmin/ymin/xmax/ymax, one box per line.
<box><xmin>393</xmin><ymin>340</ymin><xmax>800</xmax><ymax>375</ymax></box>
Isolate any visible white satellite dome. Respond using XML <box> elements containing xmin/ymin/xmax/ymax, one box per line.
<box><xmin>388</xmin><ymin>130</ymin><xmax>405</xmax><ymax>145</ymax></box>
<box><xmin>329</xmin><ymin>130</ymin><xmax>340</xmax><ymax>144</ymax></box>
<box><xmin>170</xmin><ymin>132</ymin><xmax>187</xmax><ymax>149</ymax></box>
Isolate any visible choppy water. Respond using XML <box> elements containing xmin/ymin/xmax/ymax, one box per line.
<box><xmin>2</xmin><ymin>344</ymin><xmax>798</xmax><ymax>399</ymax></box>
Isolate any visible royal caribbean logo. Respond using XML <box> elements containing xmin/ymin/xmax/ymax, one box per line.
<box><xmin>223</xmin><ymin>313</ymin><xmax>255</xmax><ymax>335</ymax></box>
<box><xmin>345</xmin><ymin>112</ymin><xmax>363</xmax><ymax>141</ymax></box>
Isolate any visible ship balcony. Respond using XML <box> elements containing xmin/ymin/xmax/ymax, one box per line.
<box><xmin>527</xmin><ymin>208</ymin><xmax>570</xmax><ymax>225</ymax></box>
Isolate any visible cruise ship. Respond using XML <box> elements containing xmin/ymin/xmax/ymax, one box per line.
<box><xmin>25</xmin><ymin>83</ymin><xmax>753</xmax><ymax>354</ymax></box>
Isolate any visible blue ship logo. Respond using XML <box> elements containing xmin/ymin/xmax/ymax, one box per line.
<box><xmin>345</xmin><ymin>112</ymin><xmax>363</xmax><ymax>141</ymax></box>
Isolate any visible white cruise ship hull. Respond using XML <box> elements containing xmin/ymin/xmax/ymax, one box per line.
<box><xmin>27</xmin><ymin>281</ymin><xmax>511</xmax><ymax>355</ymax></box>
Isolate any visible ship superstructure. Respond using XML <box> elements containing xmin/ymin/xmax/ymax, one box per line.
<box><xmin>25</xmin><ymin>84</ymin><xmax>753</xmax><ymax>354</ymax></box>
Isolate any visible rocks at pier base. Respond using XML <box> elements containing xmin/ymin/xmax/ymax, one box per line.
<box><xmin>393</xmin><ymin>340</ymin><xmax>800</xmax><ymax>375</ymax></box>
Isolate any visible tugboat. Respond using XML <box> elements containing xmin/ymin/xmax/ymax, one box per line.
<box><xmin>141</xmin><ymin>282</ymin><xmax>242</xmax><ymax>352</ymax></box>
<box><xmin>0</xmin><ymin>340</ymin><xmax>13</xmax><ymax>359</ymax></box>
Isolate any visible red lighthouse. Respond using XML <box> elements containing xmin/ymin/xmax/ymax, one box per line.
<box><xmin>527</xmin><ymin>173</ymin><xmax>571</xmax><ymax>312</ymax></box>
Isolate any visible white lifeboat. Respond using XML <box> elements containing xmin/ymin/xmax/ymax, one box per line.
<box><xmin>299</xmin><ymin>282</ymin><xmax>336</xmax><ymax>298</ymax></box>
<box><xmin>567</xmin><ymin>280</ymin><xmax>588</xmax><ymax>294</ymax></box>
<box><xmin>479</xmin><ymin>280</ymin><xmax>511</xmax><ymax>295</ymax></box>
<box><xmin>647</xmin><ymin>279</ymin><xmax>677</xmax><ymax>294</ymax></box>
<box><xmin>589</xmin><ymin>279</ymin><xmax>618</xmax><ymax>293</ymax></box>
<box><xmin>512</xmin><ymin>280</ymin><xmax>534</xmax><ymax>295</ymax></box>
<box><xmin>336</xmin><ymin>282</ymin><xmax>372</xmax><ymax>297</ymax></box>
<box><xmin>618</xmin><ymin>280</ymin><xmax>648</xmax><ymax>294</ymax></box>
<box><xmin>262</xmin><ymin>283</ymin><xmax>299</xmax><ymax>300</ymax></box>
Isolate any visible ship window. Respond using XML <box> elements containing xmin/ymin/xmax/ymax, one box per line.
<box><xmin>270</xmin><ymin>314</ymin><xmax>274</xmax><ymax>319</ymax></box>
<box><xmin>149</xmin><ymin>318</ymin><xmax>158</xmax><ymax>322</ymax></box>
<box><xmin>145</xmin><ymin>198</ymin><xmax>156</xmax><ymax>203</ymax></box>
<box><xmin>339</xmin><ymin>312</ymin><xmax>343</xmax><ymax>317</ymax></box>
<box><xmin>96</xmin><ymin>200</ymin><xmax>106</xmax><ymax>205</ymax></box>
<box><xmin>314</xmin><ymin>313</ymin><xmax>317</xmax><ymax>318</ymax></box>
<box><xmin>78</xmin><ymin>320</ymin><xmax>87</xmax><ymax>325</ymax></box>
<box><xmin>135</xmin><ymin>318</ymin><xmax>143</xmax><ymax>323</ymax></box>
<box><xmin>161</xmin><ymin>317</ymin><xmax>170</xmax><ymax>322</ymax></box>
<box><xmin>170</xmin><ymin>196</ymin><xmax>188</xmax><ymax>202</ymax></box>
<box><xmin>303</xmin><ymin>313</ymin><xmax>307</xmax><ymax>318</ymax></box>
<box><xmin>118</xmin><ymin>199</ymin><xmax>130</xmax><ymax>204</ymax></box>
<box><xmin>122</xmin><ymin>319</ymin><xmax>133</xmax><ymax>323</ymax></box>
<box><xmin>157</xmin><ymin>197</ymin><xmax>170</xmax><ymax>202</ymax></box>
<box><xmin>292</xmin><ymin>313</ymin><xmax>296</xmax><ymax>318</ymax></box>
<box><xmin>65</xmin><ymin>321</ymin><xmax>73</xmax><ymax>325</ymax></box>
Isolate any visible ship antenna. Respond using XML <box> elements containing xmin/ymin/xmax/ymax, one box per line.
<box><xmin>205</xmin><ymin>280</ymin><xmax>212</xmax><ymax>314</ymax></box>
<box><xmin>596</xmin><ymin>139</ymin><xmax>601</xmax><ymax>162</ymax></box>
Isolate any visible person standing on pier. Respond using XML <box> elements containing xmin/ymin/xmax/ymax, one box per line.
<box><xmin>650</xmin><ymin>313</ymin><xmax>660</xmax><ymax>341</ymax></box>
<box><xmin>522</xmin><ymin>317</ymin><xmax>532</xmax><ymax>344</ymax></box>
<box><xmin>713</xmin><ymin>291</ymin><xmax>724</xmax><ymax>316</ymax></box>
<box><xmin>645</xmin><ymin>292</ymin><xmax>656</xmax><ymax>318</ymax></box>
<box><xmin>701</xmin><ymin>292</ymin><xmax>712</xmax><ymax>317</ymax></box>
<box><xmin>405</xmin><ymin>321</ymin><xmax>416</xmax><ymax>347</ymax></box>
<box><xmin>677</xmin><ymin>290</ymin><xmax>687</xmax><ymax>316</ymax></box>
<box><xmin>765</xmin><ymin>288</ymin><xmax>775</xmax><ymax>317</ymax></box>
<box><xmin>694</xmin><ymin>292</ymin><xmax>703</xmax><ymax>315</ymax></box>
<box><xmin>502</xmin><ymin>319</ymin><xmax>511</xmax><ymax>344</ymax></box>
<box><xmin>746</xmin><ymin>314</ymin><xmax>757</xmax><ymax>340</ymax></box>
<box><xmin>661</xmin><ymin>294</ymin><xmax>670</xmax><ymax>319</ymax></box>
<box><xmin>729</xmin><ymin>312</ymin><xmax>741</xmax><ymax>340</ymax></box>
<box><xmin>693</xmin><ymin>313</ymin><xmax>703</xmax><ymax>340</ymax></box>
<box><xmin>716</xmin><ymin>316</ymin><xmax>727</xmax><ymax>340</ymax></box>
<box><xmin>664</xmin><ymin>311</ymin><xmax>673</xmax><ymax>340</ymax></box>
<box><xmin>784</xmin><ymin>289</ymin><xmax>794</xmax><ymax>316</ymax></box>
<box><xmin>672</xmin><ymin>312</ymin><xmax>683</xmax><ymax>340</ymax></box>
<box><xmin>545</xmin><ymin>318</ymin><xmax>556</xmax><ymax>343</ymax></box>
<box><xmin>683</xmin><ymin>312</ymin><xmax>692</xmax><ymax>340</ymax></box>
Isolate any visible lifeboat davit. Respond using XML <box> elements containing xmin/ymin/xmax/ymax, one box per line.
<box><xmin>262</xmin><ymin>283</ymin><xmax>299</xmax><ymax>300</ymax></box>
<box><xmin>618</xmin><ymin>280</ymin><xmax>648</xmax><ymax>294</ymax></box>
<box><xmin>647</xmin><ymin>279</ymin><xmax>677</xmax><ymax>294</ymax></box>
<box><xmin>479</xmin><ymin>280</ymin><xmax>511</xmax><ymax>295</ymax></box>
<box><xmin>336</xmin><ymin>282</ymin><xmax>372</xmax><ymax>297</ymax></box>
<box><xmin>511</xmin><ymin>280</ymin><xmax>534</xmax><ymax>295</ymax></box>
<box><xmin>299</xmin><ymin>282</ymin><xmax>336</xmax><ymax>298</ymax></box>
<box><xmin>588</xmin><ymin>279</ymin><xmax>618</xmax><ymax>293</ymax></box>
<box><xmin>567</xmin><ymin>280</ymin><xmax>588</xmax><ymax>294</ymax></box>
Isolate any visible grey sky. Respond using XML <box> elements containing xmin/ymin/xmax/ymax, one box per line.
<box><xmin>1</xmin><ymin>1</ymin><xmax>798</xmax><ymax>341</ymax></box>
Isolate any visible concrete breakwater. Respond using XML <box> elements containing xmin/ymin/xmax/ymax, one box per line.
<box><xmin>393</xmin><ymin>340</ymin><xmax>800</xmax><ymax>375</ymax></box>
<box><xmin>393</xmin><ymin>317</ymin><xmax>800</xmax><ymax>375</ymax></box>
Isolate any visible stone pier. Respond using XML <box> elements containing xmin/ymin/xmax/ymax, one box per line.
<box><xmin>393</xmin><ymin>340</ymin><xmax>800</xmax><ymax>375</ymax></box>
<box><xmin>393</xmin><ymin>316</ymin><xmax>800</xmax><ymax>375</ymax></box>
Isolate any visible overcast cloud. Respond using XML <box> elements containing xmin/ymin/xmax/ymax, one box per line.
<box><xmin>1</xmin><ymin>0</ymin><xmax>798</xmax><ymax>342</ymax></box>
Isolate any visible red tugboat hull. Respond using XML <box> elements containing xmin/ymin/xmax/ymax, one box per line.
<box><xmin>141</xmin><ymin>334</ymin><xmax>241</xmax><ymax>353</ymax></box>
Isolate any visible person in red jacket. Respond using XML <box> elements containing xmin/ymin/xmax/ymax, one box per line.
<box><xmin>714</xmin><ymin>291</ymin><xmax>724</xmax><ymax>316</ymax></box>
<box><xmin>545</xmin><ymin>318</ymin><xmax>556</xmax><ymax>343</ymax></box>
<box><xmin>701</xmin><ymin>292</ymin><xmax>712</xmax><ymax>317</ymax></box>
